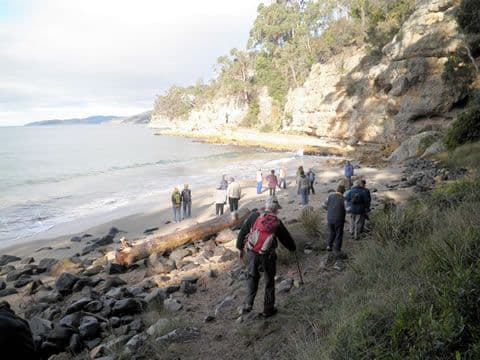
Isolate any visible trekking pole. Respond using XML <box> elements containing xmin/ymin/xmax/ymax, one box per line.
<box><xmin>294</xmin><ymin>251</ymin><xmax>304</xmax><ymax>285</ymax></box>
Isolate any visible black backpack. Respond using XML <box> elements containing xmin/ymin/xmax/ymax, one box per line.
<box><xmin>352</xmin><ymin>191</ymin><xmax>362</xmax><ymax>205</ymax></box>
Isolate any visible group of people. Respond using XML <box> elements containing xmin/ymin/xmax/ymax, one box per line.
<box><xmin>213</xmin><ymin>175</ymin><xmax>242</xmax><ymax>215</ymax></box>
<box><xmin>170</xmin><ymin>184</ymin><xmax>192</xmax><ymax>223</ymax></box>
<box><xmin>256</xmin><ymin>168</ymin><xmax>287</xmax><ymax>196</ymax></box>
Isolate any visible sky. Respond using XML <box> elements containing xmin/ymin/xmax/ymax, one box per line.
<box><xmin>0</xmin><ymin>0</ymin><xmax>263</xmax><ymax>126</ymax></box>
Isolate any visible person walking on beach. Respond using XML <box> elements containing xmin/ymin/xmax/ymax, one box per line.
<box><xmin>227</xmin><ymin>177</ymin><xmax>241</xmax><ymax>212</ymax></box>
<box><xmin>344</xmin><ymin>161</ymin><xmax>354</xmax><ymax>188</ymax></box>
<box><xmin>279</xmin><ymin>167</ymin><xmax>287</xmax><ymax>189</ymax></box>
<box><xmin>296</xmin><ymin>166</ymin><xmax>304</xmax><ymax>185</ymax></box>
<box><xmin>344</xmin><ymin>180</ymin><xmax>369</xmax><ymax>240</ymax></box>
<box><xmin>171</xmin><ymin>187</ymin><xmax>182</xmax><ymax>223</ymax></box>
<box><xmin>236</xmin><ymin>196</ymin><xmax>296</xmax><ymax>317</ymax></box>
<box><xmin>322</xmin><ymin>184</ymin><xmax>346</xmax><ymax>253</ymax></box>
<box><xmin>266</xmin><ymin>170</ymin><xmax>278</xmax><ymax>196</ymax></box>
<box><xmin>297</xmin><ymin>170</ymin><xmax>310</xmax><ymax>205</ymax></box>
<box><xmin>181</xmin><ymin>184</ymin><xmax>192</xmax><ymax>219</ymax></box>
<box><xmin>256</xmin><ymin>169</ymin><xmax>263</xmax><ymax>194</ymax></box>
<box><xmin>219</xmin><ymin>175</ymin><xmax>228</xmax><ymax>190</ymax></box>
<box><xmin>214</xmin><ymin>184</ymin><xmax>227</xmax><ymax>216</ymax></box>
<box><xmin>307</xmin><ymin>168</ymin><xmax>316</xmax><ymax>195</ymax></box>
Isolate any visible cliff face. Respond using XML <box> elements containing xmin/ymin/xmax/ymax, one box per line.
<box><xmin>150</xmin><ymin>0</ymin><xmax>472</xmax><ymax>147</ymax></box>
<box><xmin>285</xmin><ymin>0</ymin><xmax>467</xmax><ymax>143</ymax></box>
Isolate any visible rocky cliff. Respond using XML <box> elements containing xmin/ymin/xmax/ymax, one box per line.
<box><xmin>150</xmin><ymin>0</ymin><xmax>477</xmax><ymax>159</ymax></box>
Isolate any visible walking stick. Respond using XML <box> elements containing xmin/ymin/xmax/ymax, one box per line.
<box><xmin>294</xmin><ymin>251</ymin><xmax>304</xmax><ymax>285</ymax></box>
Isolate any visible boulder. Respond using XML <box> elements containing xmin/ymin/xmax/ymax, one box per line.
<box><xmin>215</xmin><ymin>229</ymin><xmax>236</xmax><ymax>244</ymax></box>
<box><xmin>111</xmin><ymin>299</ymin><xmax>144</xmax><ymax>316</ymax></box>
<box><xmin>0</xmin><ymin>281</ymin><xmax>5</xmax><ymax>290</ymax></box>
<box><xmin>24</xmin><ymin>279</ymin><xmax>46</xmax><ymax>295</ymax></box>
<box><xmin>102</xmin><ymin>276</ymin><xmax>127</xmax><ymax>290</ymax></box>
<box><xmin>78</xmin><ymin>316</ymin><xmax>100</xmax><ymax>339</ymax></box>
<box><xmin>388</xmin><ymin>131</ymin><xmax>440</xmax><ymax>163</ymax></box>
<box><xmin>69</xmin><ymin>333</ymin><xmax>84</xmax><ymax>354</ymax></box>
<box><xmin>6</xmin><ymin>267</ymin><xmax>34</xmax><ymax>282</ymax></box>
<box><xmin>21</xmin><ymin>257</ymin><xmax>35</xmax><ymax>264</ymax></box>
<box><xmin>146</xmin><ymin>318</ymin><xmax>169</xmax><ymax>336</ymax></box>
<box><xmin>85</xmin><ymin>300</ymin><xmax>103</xmax><ymax>313</ymax></box>
<box><xmin>0</xmin><ymin>254</ymin><xmax>21</xmax><ymax>266</ymax></box>
<box><xmin>55</xmin><ymin>272</ymin><xmax>80</xmax><ymax>295</ymax></box>
<box><xmin>29</xmin><ymin>316</ymin><xmax>53</xmax><ymax>340</ymax></box>
<box><xmin>106</xmin><ymin>262</ymin><xmax>127</xmax><ymax>275</ymax></box>
<box><xmin>163</xmin><ymin>298</ymin><xmax>183</xmax><ymax>312</ymax></box>
<box><xmin>37</xmin><ymin>258</ymin><xmax>59</xmax><ymax>274</ymax></box>
<box><xmin>180</xmin><ymin>281</ymin><xmax>197</xmax><ymax>295</ymax></box>
<box><xmin>169</xmin><ymin>248</ymin><xmax>192</xmax><ymax>262</ymax></box>
<box><xmin>0</xmin><ymin>265</ymin><xmax>15</xmax><ymax>276</ymax></box>
<box><xmin>277</xmin><ymin>278</ymin><xmax>294</xmax><ymax>293</ymax></box>
<box><xmin>422</xmin><ymin>139</ymin><xmax>446</xmax><ymax>158</ymax></box>
<box><xmin>14</xmin><ymin>274</ymin><xmax>33</xmax><ymax>288</ymax></box>
<box><xmin>83</xmin><ymin>265</ymin><xmax>104</xmax><ymax>277</ymax></box>
<box><xmin>144</xmin><ymin>288</ymin><xmax>166</xmax><ymax>304</ymax></box>
<box><xmin>146</xmin><ymin>253</ymin><xmax>176</xmax><ymax>275</ymax></box>
<box><xmin>66</xmin><ymin>297</ymin><xmax>92</xmax><ymax>314</ymax></box>
<box><xmin>127</xmin><ymin>318</ymin><xmax>145</xmax><ymax>334</ymax></box>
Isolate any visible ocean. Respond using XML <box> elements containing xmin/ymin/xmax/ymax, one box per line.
<box><xmin>0</xmin><ymin>125</ymin><xmax>306</xmax><ymax>248</ymax></box>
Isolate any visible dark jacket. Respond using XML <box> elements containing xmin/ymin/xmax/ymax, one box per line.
<box><xmin>236</xmin><ymin>209</ymin><xmax>296</xmax><ymax>252</ymax></box>
<box><xmin>0</xmin><ymin>302</ymin><xmax>38</xmax><ymax>360</ymax></box>
<box><xmin>323</xmin><ymin>192</ymin><xmax>346</xmax><ymax>225</ymax></box>
<box><xmin>344</xmin><ymin>164</ymin><xmax>354</xmax><ymax>178</ymax></box>
<box><xmin>345</xmin><ymin>186</ymin><xmax>369</xmax><ymax>215</ymax></box>
<box><xmin>181</xmin><ymin>188</ymin><xmax>192</xmax><ymax>203</ymax></box>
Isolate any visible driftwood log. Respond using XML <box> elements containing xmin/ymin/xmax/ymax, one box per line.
<box><xmin>115</xmin><ymin>208</ymin><xmax>250</xmax><ymax>266</ymax></box>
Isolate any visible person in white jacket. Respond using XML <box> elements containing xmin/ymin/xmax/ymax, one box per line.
<box><xmin>214</xmin><ymin>184</ymin><xmax>227</xmax><ymax>216</ymax></box>
<box><xmin>227</xmin><ymin>177</ymin><xmax>242</xmax><ymax>212</ymax></box>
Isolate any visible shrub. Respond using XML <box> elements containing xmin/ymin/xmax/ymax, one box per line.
<box><xmin>299</xmin><ymin>206</ymin><xmax>322</xmax><ymax>237</ymax></box>
<box><xmin>445</xmin><ymin>106</ymin><xmax>480</xmax><ymax>150</ymax></box>
<box><xmin>417</xmin><ymin>134</ymin><xmax>438</xmax><ymax>155</ymax></box>
<box><xmin>240</xmin><ymin>100</ymin><xmax>260</xmax><ymax>127</ymax></box>
<box><xmin>442</xmin><ymin>54</ymin><xmax>476</xmax><ymax>96</ymax></box>
<box><xmin>456</xmin><ymin>0</ymin><xmax>480</xmax><ymax>35</ymax></box>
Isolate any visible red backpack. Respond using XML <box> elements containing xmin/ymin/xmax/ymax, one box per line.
<box><xmin>246</xmin><ymin>212</ymin><xmax>280</xmax><ymax>254</ymax></box>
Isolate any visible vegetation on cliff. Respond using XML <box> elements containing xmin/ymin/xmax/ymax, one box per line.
<box><xmin>152</xmin><ymin>0</ymin><xmax>416</xmax><ymax>126</ymax></box>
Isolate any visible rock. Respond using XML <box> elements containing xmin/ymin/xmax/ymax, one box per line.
<box><xmin>29</xmin><ymin>316</ymin><xmax>53</xmax><ymax>340</ymax></box>
<box><xmin>215</xmin><ymin>229</ymin><xmax>236</xmax><ymax>243</ymax></box>
<box><xmin>79</xmin><ymin>316</ymin><xmax>100</xmax><ymax>339</ymax></box>
<box><xmin>422</xmin><ymin>139</ymin><xmax>446</xmax><ymax>158</ymax></box>
<box><xmin>0</xmin><ymin>265</ymin><xmax>15</xmax><ymax>276</ymax></box>
<box><xmin>83</xmin><ymin>265</ymin><xmax>104</xmax><ymax>277</ymax></box>
<box><xmin>165</xmin><ymin>285</ymin><xmax>180</xmax><ymax>294</ymax></box>
<box><xmin>39</xmin><ymin>292</ymin><xmax>63</xmax><ymax>304</ymax></box>
<box><xmin>218</xmin><ymin>249</ymin><xmax>236</xmax><ymax>263</ymax></box>
<box><xmin>109</xmin><ymin>317</ymin><xmax>121</xmax><ymax>328</ymax></box>
<box><xmin>180</xmin><ymin>281</ymin><xmax>197</xmax><ymax>295</ymax></box>
<box><xmin>21</xmin><ymin>257</ymin><xmax>35</xmax><ymax>264</ymax></box>
<box><xmin>111</xmin><ymin>298</ymin><xmax>144</xmax><ymax>316</ymax></box>
<box><xmin>147</xmin><ymin>253</ymin><xmax>176</xmax><ymax>275</ymax></box>
<box><xmin>106</xmin><ymin>262</ymin><xmax>126</xmax><ymax>275</ymax></box>
<box><xmin>72</xmin><ymin>276</ymin><xmax>94</xmax><ymax>292</ymax></box>
<box><xmin>146</xmin><ymin>318</ymin><xmax>169</xmax><ymax>336</ymax></box>
<box><xmin>0</xmin><ymin>281</ymin><xmax>5</xmax><ymax>290</ymax></box>
<box><xmin>145</xmin><ymin>288</ymin><xmax>166</xmax><ymax>304</ymax></box>
<box><xmin>181</xmin><ymin>274</ymin><xmax>199</xmax><ymax>284</ymax></box>
<box><xmin>66</xmin><ymin>297</ymin><xmax>91</xmax><ymax>314</ymax></box>
<box><xmin>208</xmin><ymin>269</ymin><xmax>218</xmax><ymax>278</ymax></box>
<box><xmin>388</xmin><ymin>131</ymin><xmax>440</xmax><ymax>163</ymax></box>
<box><xmin>37</xmin><ymin>258</ymin><xmax>59</xmax><ymax>274</ymax></box>
<box><xmin>6</xmin><ymin>267</ymin><xmax>34</xmax><ymax>282</ymax></box>
<box><xmin>128</xmin><ymin>318</ymin><xmax>145</xmax><ymax>334</ymax></box>
<box><xmin>143</xmin><ymin>227</ymin><xmax>159</xmax><ymax>234</ymax></box>
<box><xmin>69</xmin><ymin>333</ymin><xmax>83</xmax><ymax>354</ymax></box>
<box><xmin>125</xmin><ymin>333</ymin><xmax>148</xmax><ymax>351</ymax></box>
<box><xmin>102</xmin><ymin>276</ymin><xmax>127</xmax><ymax>290</ymax></box>
<box><xmin>106</xmin><ymin>286</ymin><xmax>130</xmax><ymax>299</ymax></box>
<box><xmin>155</xmin><ymin>327</ymin><xmax>200</xmax><ymax>345</ymax></box>
<box><xmin>0</xmin><ymin>255</ymin><xmax>21</xmax><ymax>266</ymax></box>
<box><xmin>128</xmin><ymin>287</ymin><xmax>145</xmax><ymax>297</ymax></box>
<box><xmin>47</xmin><ymin>323</ymin><xmax>75</xmax><ymax>347</ymax></box>
<box><xmin>70</xmin><ymin>236</ymin><xmax>83</xmax><ymax>242</ymax></box>
<box><xmin>43</xmin><ymin>305</ymin><xmax>61</xmax><ymax>321</ymax></box>
<box><xmin>55</xmin><ymin>272</ymin><xmax>80</xmax><ymax>295</ymax></box>
<box><xmin>59</xmin><ymin>312</ymin><xmax>82</xmax><ymax>329</ymax></box>
<box><xmin>120</xmin><ymin>315</ymin><xmax>134</xmax><ymax>325</ymax></box>
<box><xmin>169</xmin><ymin>248</ymin><xmax>192</xmax><ymax>262</ymax></box>
<box><xmin>163</xmin><ymin>298</ymin><xmax>183</xmax><ymax>312</ymax></box>
<box><xmin>24</xmin><ymin>279</ymin><xmax>46</xmax><ymax>295</ymax></box>
<box><xmin>214</xmin><ymin>296</ymin><xmax>235</xmax><ymax>316</ymax></box>
<box><xmin>14</xmin><ymin>274</ymin><xmax>33</xmax><ymax>288</ymax></box>
<box><xmin>204</xmin><ymin>315</ymin><xmax>215</xmax><ymax>323</ymax></box>
<box><xmin>36</xmin><ymin>246</ymin><xmax>53</xmax><ymax>252</ymax></box>
<box><xmin>85</xmin><ymin>338</ymin><xmax>102</xmax><ymax>350</ymax></box>
<box><xmin>277</xmin><ymin>278</ymin><xmax>294</xmax><ymax>293</ymax></box>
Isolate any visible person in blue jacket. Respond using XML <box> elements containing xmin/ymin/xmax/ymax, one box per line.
<box><xmin>344</xmin><ymin>161</ymin><xmax>354</xmax><ymax>186</ymax></box>
<box><xmin>344</xmin><ymin>180</ymin><xmax>369</xmax><ymax>240</ymax></box>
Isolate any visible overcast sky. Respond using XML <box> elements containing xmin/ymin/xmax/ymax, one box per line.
<box><xmin>0</xmin><ymin>0</ymin><xmax>262</xmax><ymax>126</ymax></box>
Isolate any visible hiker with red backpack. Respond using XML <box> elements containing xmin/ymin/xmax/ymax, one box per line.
<box><xmin>236</xmin><ymin>196</ymin><xmax>296</xmax><ymax>317</ymax></box>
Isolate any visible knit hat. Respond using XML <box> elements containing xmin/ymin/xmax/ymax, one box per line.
<box><xmin>265</xmin><ymin>196</ymin><xmax>282</xmax><ymax>210</ymax></box>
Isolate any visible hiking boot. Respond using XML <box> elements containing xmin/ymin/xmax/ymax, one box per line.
<box><xmin>261</xmin><ymin>308</ymin><xmax>278</xmax><ymax>318</ymax></box>
<box><xmin>326</xmin><ymin>246</ymin><xmax>332</xmax><ymax>252</ymax></box>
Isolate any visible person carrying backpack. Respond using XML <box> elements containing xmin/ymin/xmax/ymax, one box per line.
<box><xmin>237</xmin><ymin>196</ymin><xmax>296</xmax><ymax>317</ymax></box>
<box><xmin>322</xmin><ymin>184</ymin><xmax>346</xmax><ymax>253</ymax></box>
<box><xmin>265</xmin><ymin>170</ymin><xmax>278</xmax><ymax>196</ymax></box>
<box><xmin>306</xmin><ymin>169</ymin><xmax>316</xmax><ymax>195</ymax></box>
<box><xmin>297</xmin><ymin>170</ymin><xmax>310</xmax><ymax>205</ymax></box>
<box><xmin>181</xmin><ymin>184</ymin><xmax>192</xmax><ymax>219</ymax></box>
<box><xmin>171</xmin><ymin>187</ymin><xmax>182</xmax><ymax>223</ymax></box>
<box><xmin>344</xmin><ymin>180</ymin><xmax>369</xmax><ymax>240</ymax></box>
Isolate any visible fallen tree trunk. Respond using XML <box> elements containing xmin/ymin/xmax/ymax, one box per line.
<box><xmin>115</xmin><ymin>208</ymin><xmax>250</xmax><ymax>266</ymax></box>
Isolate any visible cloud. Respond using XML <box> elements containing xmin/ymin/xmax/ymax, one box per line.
<box><xmin>0</xmin><ymin>0</ymin><xmax>262</xmax><ymax>125</ymax></box>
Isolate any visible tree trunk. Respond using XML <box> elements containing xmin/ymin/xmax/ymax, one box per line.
<box><xmin>115</xmin><ymin>208</ymin><xmax>251</xmax><ymax>266</ymax></box>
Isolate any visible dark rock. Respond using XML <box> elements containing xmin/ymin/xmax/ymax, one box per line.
<box><xmin>0</xmin><ymin>265</ymin><xmax>15</xmax><ymax>275</ymax></box>
<box><xmin>24</xmin><ymin>303</ymin><xmax>49</xmax><ymax>318</ymax></box>
<box><xmin>0</xmin><ymin>254</ymin><xmax>21</xmax><ymax>266</ymax></box>
<box><xmin>29</xmin><ymin>316</ymin><xmax>53</xmax><ymax>340</ymax></box>
<box><xmin>24</xmin><ymin>279</ymin><xmax>46</xmax><ymax>295</ymax></box>
<box><xmin>165</xmin><ymin>285</ymin><xmax>180</xmax><ymax>294</ymax></box>
<box><xmin>79</xmin><ymin>316</ymin><xmax>100</xmax><ymax>339</ymax></box>
<box><xmin>39</xmin><ymin>292</ymin><xmax>63</xmax><ymax>304</ymax></box>
<box><xmin>143</xmin><ymin>227</ymin><xmax>159</xmax><ymax>234</ymax></box>
<box><xmin>43</xmin><ymin>305</ymin><xmax>61</xmax><ymax>321</ymax></box>
<box><xmin>83</xmin><ymin>265</ymin><xmax>104</xmax><ymax>277</ymax></box>
<box><xmin>36</xmin><ymin>246</ymin><xmax>53</xmax><ymax>252</ymax></box>
<box><xmin>47</xmin><ymin>323</ymin><xmax>75</xmax><ymax>346</ymax></box>
<box><xmin>111</xmin><ymin>298</ymin><xmax>144</xmax><ymax>316</ymax></box>
<box><xmin>208</xmin><ymin>269</ymin><xmax>218</xmax><ymax>278</ymax></box>
<box><xmin>21</xmin><ymin>256</ymin><xmax>35</xmax><ymax>264</ymax></box>
<box><xmin>128</xmin><ymin>318</ymin><xmax>144</xmax><ymax>334</ymax></box>
<box><xmin>181</xmin><ymin>274</ymin><xmax>199</xmax><ymax>284</ymax></box>
<box><xmin>102</xmin><ymin>276</ymin><xmax>126</xmax><ymax>290</ymax></box>
<box><xmin>84</xmin><ymin>338</ymin><xmax>102</xmax><ymax>350</ymax></box>
<box><xmin>70</xmin><ymin>236</ymin><xmax>83</xmax><ymax>242</ymax></box>
<box><xmin>72</xmin><ymin>276</ymin><xmax>94</xmax><ymax>292</ymax></box>
<box><xmin>0</xmin><ymin>280</ymin><xmax>5</xmax><ymax>290</ymax></box>
<box><xmin>0</xmin><ymin>288</ymin><xmax>18</xmax><ymax>297</ymax></box>
<box><xmin>81</xmin><ymin>244</ymin><xmax>98</xmax><ymax>256</ymax></box>
<box><xmin>14</xmin><ymin>274</ymin><xmax>33</xmax><ymax>288</ymax></box>
<box><xmin>204</xmin><ymin>315</ymin><xmax>215</xmax><ymax>323</ymax></box>
<box><xmin>164</xmin><ymin>220</ymin><xmax>171</xmax><ymax>225</ymax></box>
<box><xmin>155</xmin><ymin>327</ymin><xmax>200</xmax><ymax>344</ymax></box>
<box><xmin>109</xmin><ymin>317</ymin><xmax>121</xmax><ymax>328</ymax></box>
<box><xmin>40</xmin><ymin>341</ymin><xmax>63</xmax><ymax>357</ymax></box>
<box><xmin>37</xmin><ymin>258</ymin><xmax>59</xmax><ymax>274</ymax></box>
<box><xmin>125</xmin><ymin>333</ymin><xmax>148</xmax><ymax>351</ymax></box>
<box><xmin>69</xmin><ymin>333</ymin><xmax>84</xmax><ymax>354</ymax></box>
<box><xmin>6</xmin><ymin>267</ymin><xmax>34</xmax><ymax>282</ymax></box>
<box><xmin>83</xmin><ymin>233</ymin><xmax>93</xmax><ymax>238</ymax></box>
<box><xmin>120</xmin><ymin>315</ymin><xmax>134</xmax><ymax>325</ymax></box>
<box><xmin>180</xmin><ymin>281</ymin><xmax>197</xmax><ymax>295</ymax></box>
<box><xmin>59</xmin><ymin>312</ymin><xmax>82</xmax><ymax>329</ymax></box>
<box><xmin>55</xmin><ymin>272</ymin><xmax>80</xmax><ymax>295</ymax></box>
<box><xmin>106</xmin><ymin>286</ymin><xmax>130</xmax><ymax>299</ymax></box>
<box><xmin>145</xmin><ymin>288</ymin><xmax>166</xmax><ymax>304</ymax></box>
<box><xmin>85</xmin><ymin>300</ymin><xmax>103</xmax><ymax>313</ymax></box>
<box><xmin>106</xmin><ymin>262</ymin><xmax>126</xmax><ymax>275</ymax></box>
<box><xmin>128</xmin><ymin>287</ymin><xmax>145</xmax><ymax>297</ymax></box>
<box><xmin>66</xmin><ymin>297</ymin><xmax>91</xmax><ymax>314</ymax></box>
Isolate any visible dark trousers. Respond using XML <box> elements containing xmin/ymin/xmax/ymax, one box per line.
<box><xmin>328</xmin><ymin>223</ymin><xmax>344</xmax><ymax>251</ymax></box>
<box><xmin>269</xmin><ymin>187</ymin><xmax>276</xmax><ymax>196</ymax></box>
<box><xmin>309</xmin><ymin>181</ymin><xmax>315</xmax><ymax>194</ymax></box>
<box><xmin>244</xmin><ymin>250</ymin><xmax>276</xmax><ymax>314</ymax></box>
<box><xmin>215</xmin><ymin>203</ymin><xmax>224</xmax><ymax>215</ymax></box>
<box><xmin>229</xmin><ymin>197</ymin><xmax>239</xmax><ymax>212</ymax></box>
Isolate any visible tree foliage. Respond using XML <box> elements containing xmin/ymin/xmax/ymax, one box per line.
<box><xmin>456</xmin><ymin>0</ymin><xmax>480</xmax><ymax>35</ymax></box>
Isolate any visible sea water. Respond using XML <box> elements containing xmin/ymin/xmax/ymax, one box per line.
<box><xmin>0</xmin><ymin>125</ymin><xmax>311</xmax><ymax>248</ymax></box>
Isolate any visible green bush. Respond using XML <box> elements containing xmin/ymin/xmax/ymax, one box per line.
<box><xmin>442</xmin><ymin>55</ymin><xmax>476</xmax><ymax>96</ymax></box>
<box><xmin>240</xmin><ymin>100</ymin><xmax>260</xmax><ymax>127</ymax></box>
<box><xmin>456</xmin><ymin>0</ymin><xmax>480</xmax><ymax>34</ymax></box>
<box><xmin>445</xmin><ymin>106</ymin><xmax>480</xmax><ymax>150</ymax></box>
